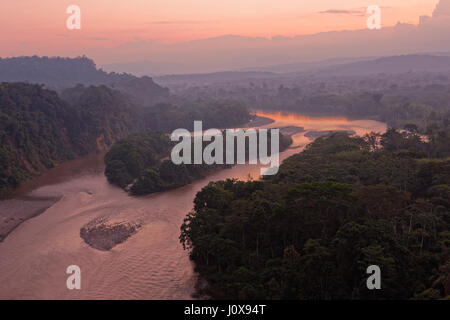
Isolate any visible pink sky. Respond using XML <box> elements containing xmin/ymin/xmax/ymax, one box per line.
<box><xmin>0</xmin><ymin>0</ymin><xmax>438</xmax><ymax>57</ymax></box>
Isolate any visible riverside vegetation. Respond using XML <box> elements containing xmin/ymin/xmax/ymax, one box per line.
<box><xmin>104</xmin><ymin>130</ymin><xmax>292</xmax><ymax>195</ymax></box>
<box><xmin>0</xmin><ymin>83</ymin><xmax>136</xmax><ymax>197</ymax></box>
<box><xmin>180</xmin><ymin>131</ymin><xmax>450</xmax><ymax>300</ymax></box>
<box><xmin>0</xmin><ymin>82</ymin><xmax>252</xmax><ymax>197</ymax></box>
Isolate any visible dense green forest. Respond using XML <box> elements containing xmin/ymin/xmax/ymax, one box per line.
<box><xmin>0</xmin><ymin>83</ymin><xmax>138</xmax><ymax>197</ymax></box>
<box><xmin>140</xmin><ymin>100</ymin><xmax>251</xmax><ymax>132</ymax></box>
<box><xmin>174</xmin><ymin>70</ymin><xmax>450</xmax><ymax>134</ymax></box>
<box><xmin>104</xmin><ymin>131</ymin><xmax>174</xmax><ymax>189</ymax></box>
<box><xmin>180</xmin><ymin>131</ymin><xmax>450</xmax><ymax>299</ymax></box>
<box><xmin>105</xmin><ymin>130</ymin><xmax>292</xmax><ymax>195</ymax></box>
<box><xmin>0</xmin><ymin>82</ymin><xmax>252</xmax><ymax>197</ymax></box>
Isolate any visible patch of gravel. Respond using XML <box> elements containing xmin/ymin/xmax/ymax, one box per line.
<box><xmin>80</xmin><ymin>217</ymin><xmax>142</xmax><ymax>251</ymax></box>
<box><xmin>279</xmin><ymin>126</ymin><xmax>305</xmax><ymax>136</ymax></box>
<box><xmin>245</xmin><ymin>116</ymin><xmax>275</xmax><ymax>127</ymax></box>
<box><xmin>304</xmin><ymin>130</ymin><xmax>356</xmax><ymax>139</ymax></box>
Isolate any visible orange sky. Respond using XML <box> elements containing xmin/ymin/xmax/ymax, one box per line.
<box><xmin>0</xmin><ymin>0</ymin><xmax>438</xmax><ymax>57</ymax></box>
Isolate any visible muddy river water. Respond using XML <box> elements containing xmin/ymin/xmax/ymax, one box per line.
<box><xmin>0</xmin><ymin>111</ymin><xmax>386</xmax><ymax>299</ymax></box>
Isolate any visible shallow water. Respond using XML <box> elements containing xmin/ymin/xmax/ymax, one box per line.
<box><xmin>0</xmin><ymin>111</ymin><xmax>386</xmax><ymax>299</ymax></box>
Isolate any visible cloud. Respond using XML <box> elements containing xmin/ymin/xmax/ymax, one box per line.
<box><xmin>433</xmin><ymin>0</ymin><xmax>450</xmax><ymax>17</ymax></box>
<box><xmin>318</xmin><ymin>9</ymin><xmax>365</xmax><ymax>16</ymax></box>
<box><xmin>146</xmin><ymin>20</ymin><xmax>211</xmax><ymax>25</ymax></box>
<box><xmin>88</xmin><ymin>37</ymin><xmax>109</xmax><ymax>41</ymax></box>
<box><xmin>420</xmin><ymin>0</ymin><xmax>450</xmax><ymax>25</ymax></box>
<box><xmin>84</xmin><ymin>1</ymin><xmax>450</xmax><ymax>75</ymax></box>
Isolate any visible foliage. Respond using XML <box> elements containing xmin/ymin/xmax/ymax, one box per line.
<box><xmin>181</xmin><ymin>132</ymin><xmax>450</xmax><ymax>299</ymax></box>
<box><xmin>104</xmin><ymin>131</ymin><xmax>172</xmax><ymax>188</ymax></box>
<box><xmin>140</xmin><ymin>99</ymin><xmax>252</xmax><ymax>132</ymax></box>
<box><xmin>105</xmin><ymin>129</ymin><xmax>291</xmax><ymax>195</ymax></box>
<box><xmin>0</xmin><ymin>81</ymin><xmax>252</xmax><ymax>197</ymax></box>
<box><xmin>0</xmin><ymin>83</ymin><xmax>134</xmax><ymax>196</ymax></box>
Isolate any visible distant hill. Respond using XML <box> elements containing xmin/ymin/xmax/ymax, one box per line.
<box><xmin>242</xmin><ymin>56</ymin><xmax>377</xmax><ymax>73</ymax></box>
<box><xmin>318</xmin><ymin>55</ymin><xmax>450</xmax><ymax>76</ymax></box>
<box><xmin>89</xmin><ymin>0</ymin><xmax>450</xmax><ymax>75</ymax></box>
<box><xmin>154</xmin><ymin>55</ymin><xmax>450</xmax><ymax>89</ymax></box>
<box><xmin>154</xmin><ymin>71</ymin><xmax>276</xmax><ymax>87</ymax></box>
<box><xmin>0</xmin><ymin>56</ymin><xmax>170</xmax><ymax>106</ymax></box>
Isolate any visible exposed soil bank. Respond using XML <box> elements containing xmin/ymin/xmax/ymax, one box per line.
<box><xmin>0</xmin><ymin>196</ymin><xmax>61</xmax><ymax>241</ymax></box>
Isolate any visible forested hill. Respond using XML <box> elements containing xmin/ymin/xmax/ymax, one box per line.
<box><xmin>0</xmin><ymin>56</ymin><xmax>170</xmax><ymax>106</ymax></box>
<box><xmin>0</xmin><ymin>83</ymin><xmax>139</xmax><ymax>196</ymax></box>
<box><xmin>0</xmin><ymin>82</ymin><xmax>252</xmax><ymax>197</ymax></box>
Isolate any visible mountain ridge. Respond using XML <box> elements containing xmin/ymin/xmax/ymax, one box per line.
<box><xmin>0</xmin><ymin>56</ymin><xmax>170</xmax><ymax>106</ymax></box>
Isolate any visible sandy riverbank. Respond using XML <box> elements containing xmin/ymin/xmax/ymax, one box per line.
<box><xmin>0</xmin><ymin>196</ymin><xmax>61</xmax><ymax>241</ymax></box>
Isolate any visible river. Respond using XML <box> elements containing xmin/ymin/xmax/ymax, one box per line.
<box><xmin>0</xmin><ymin>111</ymin><xmax>386</xmax><ymax>299</ymax></box>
